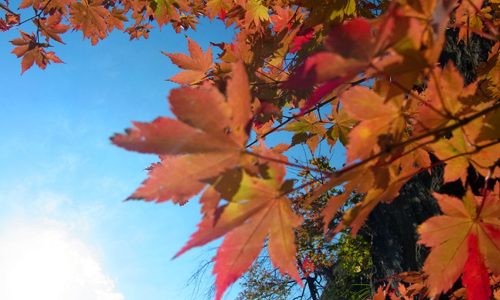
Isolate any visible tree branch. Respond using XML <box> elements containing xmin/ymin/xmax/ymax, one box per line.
<box><xmin>246</xmin><ymin>77</ymin><xmax>367</xmax><ymax>148</ymax></box>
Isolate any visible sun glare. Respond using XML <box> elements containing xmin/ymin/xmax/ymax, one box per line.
<box><xmin>0</xmin><ymin>223</ymin><xmax>123</xmax><ymax>300</ymax></box>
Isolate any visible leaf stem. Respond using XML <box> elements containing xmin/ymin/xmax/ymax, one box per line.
<box><xmin>243</xmin><ymin>150</ymin><xmax>330</xmax><ymax>175</ymax></box>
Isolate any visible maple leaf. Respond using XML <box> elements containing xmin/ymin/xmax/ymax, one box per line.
<box><xmin>125</xmin><ymin>23</ymin><xmax>153</xmax><ymax>40</ymax></box>
<box><xmin>212</xmin><ymin>170</ymin><xmax>303</xmax><ymax>300</ymax></box>
<box><xmin>463</xmin><ymin>234</ymin><xmax>491</xmax><ymax>300</ymax></box>
<box><xmin>321</xmin><ymin>137</ymin><xmax>430</xmax><ymax>237</ymax></box>
<box><xmin>324</xmin><ymin>17</ymin><xmax>375</xmax><ymax>60</ymax></box>
<box><xmin>151</xmin><ymin>0</ymin><xmax>180</xmax><ymax>27</ymax></box>
<box><xmin>456</xmin><ymin>0</ymin><xmax>484</xmax><ymax>18</ymax></box>
<box><xmin>286</xmin><ymin>0</ymin><xmax>456</xmax><ymax>113</ymax></box>
<box><xmin>112</xmin><ymin>62</ymin><xmax>252</xmax><ymax>204</ymax></box>
<box><xmin>270</xmin><ymin>6</ymin><xmax>293</xmax><ymax>33</ymax></box>
<box><xmin>206</xmin><ymin>0</ymin><xmax>231</xmax><ymax>20</ymax></box>
<box><xmin>35</xmin><ymin>13</ymin><xmax>70</xmax><ymax>44</ymax></box>
<box><xmin>286</xmin><ymin>18</ymin><xmax>374</xmax><ymax>88</ymax></box>
<box><xmin>18</xmin><ymin>0</ymin><xmax>38</xmax><ymax>9</ymax></box>
<box><xmin>372</xmin><ymin>285</ymin><xmax>390</xmax><ymax>300</ymax></box>
<box><xmin>107</xmin><ymin>8</ymin><xmax>128</xmax><ymax>32</ymax></box>
<box><xmin>322</xmin><ymin>193</ymin><xmax>350</xmax><ymax>233</ymax></box>
<box><xmin>170</xmin><ymin>147</ymin><xmax>303</xmax><ymax>300</ymax></box>
<box><xmin>163</xmin><ymin>37</ymin><xmax>213</xmax><ymax>85</ymax></box>
<box><xmin>127</xmin><ymin>154</ymin><xmax>242</xmax><ymax>204</ymax></box>
<box><xmin>285</xmin><ymin>113</ymin><xmax>327</xmax><ymax>153</ymax></box>
<box><xmin>239</xmin><ymin>0</ymin><xmax>270</xmax><ymax>29</ymax></box>
<box><xmin>302</xmin><ymin>0</ymin><xmax>357</xmax><ymax>26</ymax></box>
<box><xmin>455</xmin><ymin>0</ymin><xmax>485</xmax><ymax>44</ymax></box>
<box><xmin>174</xmin><ymin>185</ymin><xmax>268</xmax><ymax>255</ymax></box>
<box><xmin>340</xmin><ymin>172</ymin><xmax>407</xmax><ymax>235</ymax></box>
<box><xmin>173</xmin><ymin>145</ymin><xmax>290</xmax><ymax>255</ymax></box>
<box><xmin>416</xmin><ymin>63</ymin><xmax>475</xmax><ymax>133</ymax></box>
<box><xmin>285</xmin><ymin>18</ymin><xmax>379</xmax><ymax>113</ymax></box>
<box><xmin>430</xmin><ymin>128</ymin><xmax>500</xmax><ymax>183</ymax></box>
<box><xmin>340</xmin><ymin>86</ymin><xmax>406</xmax><ymax>162</ymax></box>
<box><xmin>418</xmin><ymin>187</ymin><xmax>500</xmax><ymax>297</ymax></box>
<box><xmin>326</xmin><ymin>106</ymin><xmax>356</xmax><ymax>146</ymax></box>
<box><xmin>10</xmin><ymin>30</ymin><xmax>63</xmax><ymax>73</ymax></box>
<box><xmin>289</xmin><ymin>27</ymin><xmax>314</xmax><ymax>53</ymax></box>
<box><xmin>19</xmin><ymin>0</ymin><xmax>72</xmax><ymax>14</ymax></box>
<box><xmin>5</xmin><ymin>13</ymin><xmax>19</xmax><ymax>26</ymax></box>
<box><xmin>0</xmin><ymin>18</ymin><xmax>9</xmax><ymax>31</ymax></box>
<box><xmin>70</xmin><ymin>0</ymin><xmax>111</xmax><ymax>45</ymax></box>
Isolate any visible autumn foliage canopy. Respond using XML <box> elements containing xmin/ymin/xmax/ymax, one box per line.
<box><xmin>2</xmin><ymin>0</ymin><xmax>499</xmax><ymax>299</ymax></box>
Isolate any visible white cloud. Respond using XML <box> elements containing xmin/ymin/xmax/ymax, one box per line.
<box><xmin>33</xmin><ymin>190</ymin><xmax>72</xmax><ymax>215</ymax></box>
<box><xmin>0</xmin><ymin>221</ymin><xmax>124</xmax><ymax>300</ymax></box>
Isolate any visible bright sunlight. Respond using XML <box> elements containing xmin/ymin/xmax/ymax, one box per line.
<box><xmin>0</xmin><ymin>222</ymin><xmax>124</xmax><ymax>300</ymax></box>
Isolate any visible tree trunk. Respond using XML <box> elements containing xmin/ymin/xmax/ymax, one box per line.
<box><xmin>366</xmin><ymin>168</ymin><xmax>442</xmax><ymax>283</ymax></box>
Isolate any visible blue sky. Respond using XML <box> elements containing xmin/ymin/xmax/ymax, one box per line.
<box><xmin>0</xmin><ymin>17</ymin><xmax>241</xmax><ymax>300</ymax></box>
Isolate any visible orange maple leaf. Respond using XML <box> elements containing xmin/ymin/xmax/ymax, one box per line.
<box><xmin>418</xmin><ymin>186</ymin><xmax>500</xmax><ymax>297</ymax></box>
<box><xmin>341</xmin><ymin>86</ymin><xmax>407</xmax><ymax>162</ymax></box>
<box><xmin>170</xmin><ymin>147</ymin><xmax>303</xmax><ymax>300</ymax></box>
<box><xmin>10</xmin><ymin>31</ymin><xmax>63</xmax><ymax>73</ymax></box>
<box><xmin>205</xmin><ymin>0</ymin><xmax>232</xmax><ymax>20</ymax></box>
<box><xmin>112</xmin><ymin>63</ymin><xmax>251</xmax><ymax>204</ymax></box>
<box><xmin>163</xmin><ymin>37</ymin><xmax>213</xmax><ymax>85</ymax></box>
<box><xmin>212</xmin><ymin>169</ymin><xmax>303</xmax><ymax>300</ymax></box>
<box><xmin>35</xmin><ymin>13</ymin><xmax>70</xmax><ymax>44</ymax></box>
<box><xmin>430</xmin><ymin>128</ymin><xmax>500</xmax><ymax>183</ymax></box>
<box><xmin>416</xmin><ymin>63</ymin><xmax>476</xmax><ymax>134</ymax></box>
<box><xmin>270</xmin><ymin>6</ymin><xmax>293</xmax><ymax>32</ymax></box>
<box><xmin>70</xmin><ymin>0</ymin><xmax>110</xmax><ymax>45</ymax></box>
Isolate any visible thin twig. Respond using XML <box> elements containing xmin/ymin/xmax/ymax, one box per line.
<box><xmin>465</xmin><ymin>0</ymin><xmax>499</xmax><ymax>37</ymax></box>
<box><xmin>17</xmin><ymin>0</ymin><xmax>53</xmax><ymax>26</ymax></box>
<box><xmin>0</xmin><ymin>2</ymin><xmax>17</xmax><ymax>15</ymax></box>
<box><xmin>283</xmin><ymin>102</ymin><xmax>500</xmax><ymax>197</ymax></box>
<box><xmin>244</xmin><ymin>150</ymin><xmax>327</xmax><ymax>173</ymax></box>
<box><xmin>246</xmin><ymin>77</ymin><xmax>367</xmax><ymax>147</ymax></box>
<box><xmin>371</xmin><ymin>63</ymin><xmax>450</xmax><ymax>119</ymax></box>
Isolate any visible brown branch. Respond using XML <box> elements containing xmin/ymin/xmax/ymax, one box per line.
<box><xmin>450</xmin><ymin>23</ymin><xmax>498</xmax><ymax>41</ymax></box>
<box><xmin>465</xmin><ymin>0</ymin><xmax>499</xmax><ymax>37</ymax></box>
<box><xmin>246</xmin><ymin>77</ymin><xmax>367</xmax><ymax>148</ymax></box>
<box><xmin>278</xmin><ymin>101</ymin><xmax>500</xmax><ymax>204</ymax></box>
<box><xmin>371</xmin><ymin>63</ymin><xmax>450</xmax><ymax>120</ymax></box>
<box><xmin>243</xmin><ymin>150</ymin><xmax>327</xmax><ymax>174</ymax></box>
<box><xmin>255</xmin><ymin>69</ymin><xmax>285</xmax><ymax>84</ymax></box>
<box><xmin>264</xmin><ymin>60</ymin><xmax>291</xmax><ymax>76</ymax></box>
<box><xmin>244</xmin><ymin>82</ymin><xmax>499</xmax><ymax>201</ymax></box>
<box><xmin>287</xmin><ymin>102</ymin><xmax>500</xmax><ymax>198</ymax></box>
<box><xmin>476</xmin><ymin>167</ymin><xmax>493</xmax><ymax>219</ymax></box>
<box><xmin>0</xmin><ymin>2</ymin><xmax>17</xmax><ymax>15</ymax></box>
<box><xmin>393</xmin><ymin>138</ymin><xmax>500</xmax><ymax>188</ymax></box>
<box><xmin>17</xmin><ymin>0</ymin><xmax>53</xmax><ymax>26</ymax></box>
<box><xmin>246</xmin><ymin>97</ymin><xmax>337</xmax><ymax>148</ymax></box>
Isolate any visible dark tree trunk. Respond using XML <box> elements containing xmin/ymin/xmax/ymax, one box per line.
<box><xmin>365</xmin><ymin>168</ymin><xmax>442</xmax><ymax>283</ymax></box>
<box><xmin>365</xmin><ymin>29</ymin><xmax>494</xmax><ymax>287</ymax></box>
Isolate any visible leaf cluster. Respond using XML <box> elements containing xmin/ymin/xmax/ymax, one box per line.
<box><xmin>2</xmin><ymin>0</ymin><xmax>500</xmax><ymax>299</ymax></box>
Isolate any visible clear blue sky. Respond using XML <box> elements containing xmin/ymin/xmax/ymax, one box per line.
<box><xmin>0</xmin><ymin>17</ymin><xmax>242</xmax><ymax>300</ymax></box>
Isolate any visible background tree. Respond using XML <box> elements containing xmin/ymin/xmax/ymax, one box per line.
<box><xmin>238</xmin><ymin>158</ymin><xmax>372</xmax><ymax>300</ymax></box>
<box><xmin>1</xmin><ymin>1</ymin><xmax>499</xmax><ymax>299</ymax></box>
